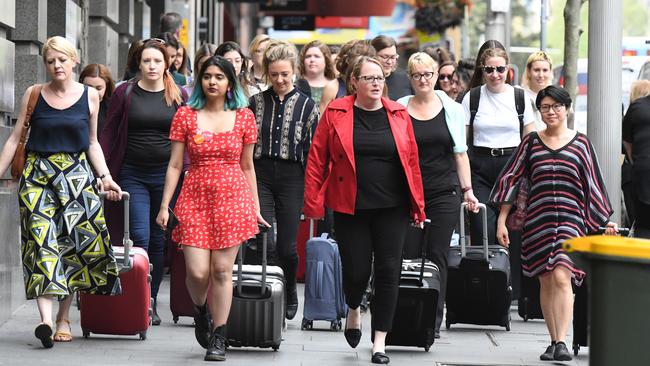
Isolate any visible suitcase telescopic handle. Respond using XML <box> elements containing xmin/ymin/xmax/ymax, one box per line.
<box><xmin>418</xmin><ymin>219</ymin><xmax>431</xmax><ymax>286</ymax></box>
<box><xmin>237</xmin><ymin>225</ymin><xmax>270</xmax><ymax>297</ymax></box>
<box><xmin>459</xmin><ymin>202</ymin><xmax>489</xmax><ymax>262</ymax></box>
<box><xmin>99</xmin><ymin>191</ymin><xmax>132</xmax><ymax>270</ymax></box>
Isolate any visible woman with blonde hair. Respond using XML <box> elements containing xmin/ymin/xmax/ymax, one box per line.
<box><xmin>397</xmin><ymin>52</ymin><xmax>479</xmax><ymax>338</ymax></box>
<box><xmin>305</xmin><ymin>55</ymin><xmax>425</xmax><ymax>364</ymax></box>
<box><xmin>249</xmin><ymin>40</ymin><xmax>320</xmax><ymax>320</ymax></box>
<box><xmin>101</xmin><ymin>39</ymin><xmax>187</xmax><ymax>326</ymax></box>
<box><xmin>521</xmin><ymin>51</ymin><xmax>553</xmax><ymax>130</ymax></box>
<box><xmin>249</xmin><ymin>34</ymin><xmax>271</xmax><ymax>91</ymax></box>
<box><xmin>0</xmin><ymin>36</ymin><xmax>122</xmax><ymax>348</ymax></box>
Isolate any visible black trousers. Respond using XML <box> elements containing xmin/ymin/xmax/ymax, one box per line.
<box><xmin>253</xmin><ymin>158</ymin><xmax>304</xmax><ymax>293</ymax></box>
<box><xmin>469</xmin><ymin>152</ymin><xmax>521</xmax><ymax>299</ymax></box>
<box><xmin>634</xmin><ymin>198</ymin><xmax>650</xmax><ymax>239</ymax></box>
<box><xmin>404</xmin><ymin>189</ymin><xmax>461</xmax><ymax>331</ymax></box>
<box><xmin>334</xmin><ymin>206</ymin><xmax>409</xmax><ymax>332</ymax></box>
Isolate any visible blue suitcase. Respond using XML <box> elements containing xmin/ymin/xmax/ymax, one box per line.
<box><xmin>301</xmin><ymin>220</ymin><xmax>346</xmax><ymax>331</ymax></box>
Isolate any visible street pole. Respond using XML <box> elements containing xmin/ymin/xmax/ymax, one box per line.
<box><xmin>485</xmin><ymin>0</ymin><xmax>509</xmax><ymax>50</ymax></box>
<box><xmin>588</xmin><ymin>0</ymin><xmax>622</xmax><ymax>224</ymax></box>
<box><xmin>540</xmin><ymin>0</ymin><xmax>547</xmax><ymax>51</ymax></box>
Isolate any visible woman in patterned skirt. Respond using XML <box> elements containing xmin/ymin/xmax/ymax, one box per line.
<box><xmin>490</xmin><ymin>85</ymin><xmax>618</xmax><ymax>362</ymax></box>
<box><xmin>156</xmin><ymin>56</ymin><xmax>268</xmax><ymax>361</ymax></box>
<box><xmin>0</xmin><ymin>36</ymin><xmax>122</xmax><ymax>348</ymax></box>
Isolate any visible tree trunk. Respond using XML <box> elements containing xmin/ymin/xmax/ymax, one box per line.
<box><xmin>563</xmin><ymin>0</ymin><xmax>586</xmax><ymax>129</ymax></box>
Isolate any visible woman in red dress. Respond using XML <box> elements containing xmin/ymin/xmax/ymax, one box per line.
<box><xmin>156</xmin><ymin>56</ymin><xmax>268</xmax><ymax>361</ymax></box>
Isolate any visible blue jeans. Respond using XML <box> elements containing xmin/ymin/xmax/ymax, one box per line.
<box><xmin>119</xmin><ymin>163</ymin><xmax>167</xmax><ymax>300</ymax></box>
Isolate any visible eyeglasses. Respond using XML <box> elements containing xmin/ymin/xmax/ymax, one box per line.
<box><xmin>539</xmin><ymin>103</ymin><xmax>565</xmax><ymax>113</ymax></box>
<box><xmin>482</xmin><ymin>65</ymin><xmax>508</xmax><ymax>74</ymax></box>
<box><xmin>378</xmin><ymin>54</ymin><xmax>399</xmax><ymax>62</ymax></box>
<box><xmin>438</xmin><ymin>74</ymin><xmax>454</xmax><ymax>81</ymax></box>
<box><xmin>143</xmin><ymin>38</ymin><xmax>166</xmax><ymax>45</ymax></box>
<box><xmin>410</xmin><ymin>72</ymin><xmax>436</xmax><ymax>81</ymax></box>
<box><xmin>356</xmin><ymin>75</ymin><xmax>386</xmax><ymax>84</ymax></box>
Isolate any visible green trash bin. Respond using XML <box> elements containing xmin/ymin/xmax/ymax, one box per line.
<box><xmin>564</xmin><ymin>236</ymin><xmax>650</xmax><ymax>366</ymax></box>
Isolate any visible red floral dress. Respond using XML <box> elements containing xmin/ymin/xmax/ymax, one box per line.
<box><xmin>169</xmin><ymin>106</ymin><xmax>259</xmax><ymax>250</ymax></box>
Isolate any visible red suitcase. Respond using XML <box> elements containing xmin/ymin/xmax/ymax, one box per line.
<box><xmin>170</xmin><ymin>243</ymin><xmax>194</xmax><ymax>323</ymax></box>
<box><xmin>79</xmin><ymin>192</ymin><xmax>152</xmax><ymax>340</ymax></box>
<box><xmin>296</xmin><ymin>216</ymin><xmax>317</xmax><ymax>283</ymax></box>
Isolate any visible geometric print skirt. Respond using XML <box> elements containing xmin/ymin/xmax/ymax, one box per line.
<box><xmin>19</xmin><ymin>151</ymin><xmax>121</xmax><ymax>300</ymax></box>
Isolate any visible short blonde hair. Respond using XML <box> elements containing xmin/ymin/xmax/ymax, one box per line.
<box><xmin>630</xmin><ymin>80</ymin><xmax>650</xmax><ymax>103</ymax></box>
<box><xmin>407</xmin><ymin>52</ymin><xmax>438</xmax><ymax>76</ymax></box>
<box><xmin>42</xmin><ymin>36</ymin><xmax>78</xmax><ymax>62</ymax></box>
<box><xmin>522</xmin><ymin>51</ymin><xmax>553</xmax><ymax>89</ymax></box>
<box><xmin>249</xmin><ymin>34</ymin><xmax>271</xmax><ymax>54</ymax></box>
<box><xmin>263</xmin><ymin>40</ymin><xmax>299</xmax><ymax>79</ymax></box>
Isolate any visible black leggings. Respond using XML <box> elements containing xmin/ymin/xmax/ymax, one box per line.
<box><xmin>334</xmin><ymin>206</ymin><xmax>409</xmax><ymax>332</ymax></box>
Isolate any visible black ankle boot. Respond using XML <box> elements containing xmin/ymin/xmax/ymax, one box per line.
<box><xmin>151</xmin><ymin>298</ymin><xmax>161</xmax><ymax>326</ymax></box>
<box><xmin>286</xmin><ymin>285</ymin><xmax>298</xmax><ymax>320</ymax></box>
<box><xmin>193</xmin><ymin>302</ymin><xmax>212</xmax><ymax>349</ymax></box>
<box><xmin>204</xmin><ymin>325</ymin><xmax>227</xmax><ymax>361</ymax></box>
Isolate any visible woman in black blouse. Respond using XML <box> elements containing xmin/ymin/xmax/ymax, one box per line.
<box><xmin>248</xmin><ymin>40</ymin><xmax>320</xmax><ymax>320</ymax></box>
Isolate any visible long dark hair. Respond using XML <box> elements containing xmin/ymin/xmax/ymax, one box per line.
<box><xmin>214</xmin><ymin>41</ymin><xmax>253</xmax><ymax>94</ymax></box>
<box><xmin>468</xmin><ymin>40</ymin><xmax>511</xmax><ymax>89</ymax></box>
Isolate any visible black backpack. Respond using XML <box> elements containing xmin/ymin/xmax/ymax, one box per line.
<box><xmin>468</xmin><ymin>86</ymin><xmax>526</xmax><ymax>147</ymax></box>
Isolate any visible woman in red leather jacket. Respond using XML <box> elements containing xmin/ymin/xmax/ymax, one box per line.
<box><xmin>304</xmin><ymin>56</ymin><xmax>425</xmax><ymax>365</ymax></box>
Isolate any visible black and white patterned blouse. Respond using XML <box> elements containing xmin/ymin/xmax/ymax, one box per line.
<box><xmin>249</xmin><ymin>88</ymin><xmax>320</xmax><ymax>165</ymax></box>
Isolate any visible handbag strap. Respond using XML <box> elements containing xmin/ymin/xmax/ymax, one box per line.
<box><xmin>19</xmin><ymin>84</ymin><xmax>43</xmax><ymax>143</ymax></box>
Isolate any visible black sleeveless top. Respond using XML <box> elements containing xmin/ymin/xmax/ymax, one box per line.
<box><xmin>26</xmin><ymin>86</ymin><xmax>90</xmax><ymax>154</ymax></box>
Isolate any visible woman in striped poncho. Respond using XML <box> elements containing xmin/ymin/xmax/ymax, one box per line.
<box><xmin>489</xmin><ymin>85</ymin><xmax>618</xmax><ymax>362</ymax></box>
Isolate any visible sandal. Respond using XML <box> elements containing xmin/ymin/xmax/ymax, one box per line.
<box><xmin>35</xmin><ymin>323</ymin><xmax>53</xmax><ymax>348</ymax></box>
<box><xmin>53</xmin><ymin>318</ymin><xmax>72</xmax><ymax>342</ymax></box>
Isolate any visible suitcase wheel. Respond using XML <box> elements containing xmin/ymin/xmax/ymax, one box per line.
<box><xmin>505</xmin><ymin>321</ymin><xmax>511</xmax><ymax>331</ymax></box>
<box><xmin>445</xmin><ymin>318</ymin><xmax>451</xmax><ymax>330</ymax></box>
<box><xmin>173</xmin><ymin>316</ymin><xmax>179</xmax><ymax>324</ymax></box>
<box><xmin>330</xmin><ymin>320</ymin><xmax>342</xmax><ymax>331</ymax></box>
<box><xmin>425</xmin><ymin>345</ymin><xmax>431</xmax><ymax>352</ymax></box>
<box><xmin>301</xmin><ymin>318</ymin><xmax>313</xmax><ymax>330</ymax></box>
<box><xmin>573</xmin><ymin>345</ymin><xmax>580</xmax><ymax>356</ymax></box>
<box><xmin>82</xmin><ymin>330</ymin><xmax>90</xmax><ymax>339</ymax></box>
<box><xmin>139</xmin><ymin>331</ymin><xmax>147</xmax><ymax>340</ymax></box>
<box><xmin>272</xmin><ymin>345</ymin><xmax>279</xmax><ymax>351</ymax></box>
<box><xmin>504</xmin><ymin>315</ymin><xmax>511</xmax><ymax>331</ymax></box>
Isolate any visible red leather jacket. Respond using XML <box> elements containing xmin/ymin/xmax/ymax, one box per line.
<box><xmin>303</xmin><ymin>95</ymin><xmax>426</xmax><ymax>222</ymax></box>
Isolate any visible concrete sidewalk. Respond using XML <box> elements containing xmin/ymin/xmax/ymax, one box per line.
<box><xmin>0</xmin><ymin>278</ymin><xmax>588</xmax><ymax>366</ymax></box>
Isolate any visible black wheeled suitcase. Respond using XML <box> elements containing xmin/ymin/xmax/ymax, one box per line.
<box><xmin>518</xmin><ymin>273</ymin><xmax>544</xmax><ymax>321</ymax></box>
<box><xmin>445</xmin><ymin>203</ymin><xmax>512</xmax><ymax>331</ymax></box>
<box><xmin>372</xmin><ymin>220</ymin><xmax>441</xmax><ymax>351</ymax></box>
<box><xmin>227</xmin><ymin>226</ymin><xmax>285</xmax><ymax>351</ymax></box>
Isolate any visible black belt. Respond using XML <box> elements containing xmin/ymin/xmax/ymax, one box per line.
<box><xmin>473</xmin><ymin>146</ymin><xmax>517</xmax><ymax>157</ymax></box>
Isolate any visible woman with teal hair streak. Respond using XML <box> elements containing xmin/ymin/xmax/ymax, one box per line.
<box><xmin>156</xmin><ymin>56</ymin><xmax>269</xmax><ymax>362</ymax></box>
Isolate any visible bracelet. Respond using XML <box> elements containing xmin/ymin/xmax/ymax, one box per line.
<box><xmin>462</xmin><ymin>186</ymin><xmax>472</xmax><ymax>193</ymax></box>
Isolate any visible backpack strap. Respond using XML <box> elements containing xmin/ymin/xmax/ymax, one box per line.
<box><xmin>514</xmin><ymin>87</ymin><xmax>526</xmax><ymax>137</ymax></box>
<box><xmin>468</xmin><ymin>86</ymin><xmax>481</xmax><ymax>148</ymax></box>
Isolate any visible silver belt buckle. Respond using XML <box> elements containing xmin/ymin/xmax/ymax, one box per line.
<box><xmin>490</xmin><ymin>148</ymin><xmax>502</xmax><ymax>157</ymax></box>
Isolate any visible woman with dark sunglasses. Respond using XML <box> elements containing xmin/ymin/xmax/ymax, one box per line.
<box><xmin>460</xmin><ymin>46</ymin><xmax>535</xmax><ymax>266</ymax></box>
<box><xmin>435</xmin><ymin>61</ymin><xmax>456</xmax><ymax>97</ymax></box>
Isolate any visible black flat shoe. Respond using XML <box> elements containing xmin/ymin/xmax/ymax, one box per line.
<box><xmin>286</xmin><ymin>303</ymin><xmax>298</xmax><ymax>320</ymax></box>
<box><xmin>539</xmin><ymin>344</ymin><xmax>555</xmax><ymax>361</ymax></box>
<box><xmin>371</xmin><ymin>352</ymin><xmax>390</xmax><ymax>364</ymax></box>
<box><xmin>35</xmin><ymin>323</ymin><xmax>53</xmax><ymax>349</ymax></box>
<box><xmin>553</xmin><ymin>342</ymin><xmax>572</xmax><ymax>361</ymax></box>
<box><xmin>151</xmin><ymin>299</ymin><xmax>161</xmax><ymax>326</ymax></box>
<box><xmin>344</xmin><ymin>326</ymin><xmax>362</xmax><ymax>348</ymax></box>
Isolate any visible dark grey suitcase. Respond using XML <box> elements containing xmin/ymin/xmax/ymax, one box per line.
<box><xmin>446</xmin><ymin>203</ymin><xmax>512</xmax><ymax>331</ymax></box>
<box><xmin>227</xmin><ymin>226</ymin><xmax>285</xmax><ymax>350</ymax></box>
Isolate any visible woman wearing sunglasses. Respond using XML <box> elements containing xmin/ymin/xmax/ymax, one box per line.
<box><xmin>397</xmin><ymin>52</ymin><xmax>479</xmax><ymax>339</ymax></box>
<box><xmin>490</xmin><ymin>85</ymin><xmax>617</xmax><ymax>361</ymax></box>
<box><xmin>435</xmin><ymin>61</ymin><xmax>457</xmax><ymax>98</ymax></box>
<box><xmin>304</xmin><ymin>56</ymin><xmax>425</xmax><ymax>364</ymax></box>
<box><xmin>101</xmin><ymin>39</ymin><xmax>187</xmax><ymax>326</ymax></box>
<box><xmin>461</xmin><ymin>46</ymin><xmax>536</xmax><ymax>273</ymax></box>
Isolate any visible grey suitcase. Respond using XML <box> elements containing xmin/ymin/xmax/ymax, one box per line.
<box><xmin>227</xmin><ymin>226</ymin><xmax>285</xmax><ymax>350</ymax></box>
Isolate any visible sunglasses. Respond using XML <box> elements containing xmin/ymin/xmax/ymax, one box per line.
<box><xmin>438</xmin><ymin>74</ymin><xmax>454</xmax><ymax>81</ymax></box>
<box><xmin>143</xmin><ymin>38</ymin><xmax>166</xmax><ymax>45</ymax></box>
<box><xmin>482</xmin><ymin>65</ymin><xmax>508</xmax><ymax>74</ymax></box>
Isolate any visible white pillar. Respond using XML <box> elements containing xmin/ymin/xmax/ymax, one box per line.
<box><xmin>587</xmin><ymin>0</ymin><xmax>622</xmax><ymax>223</ymax></box>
